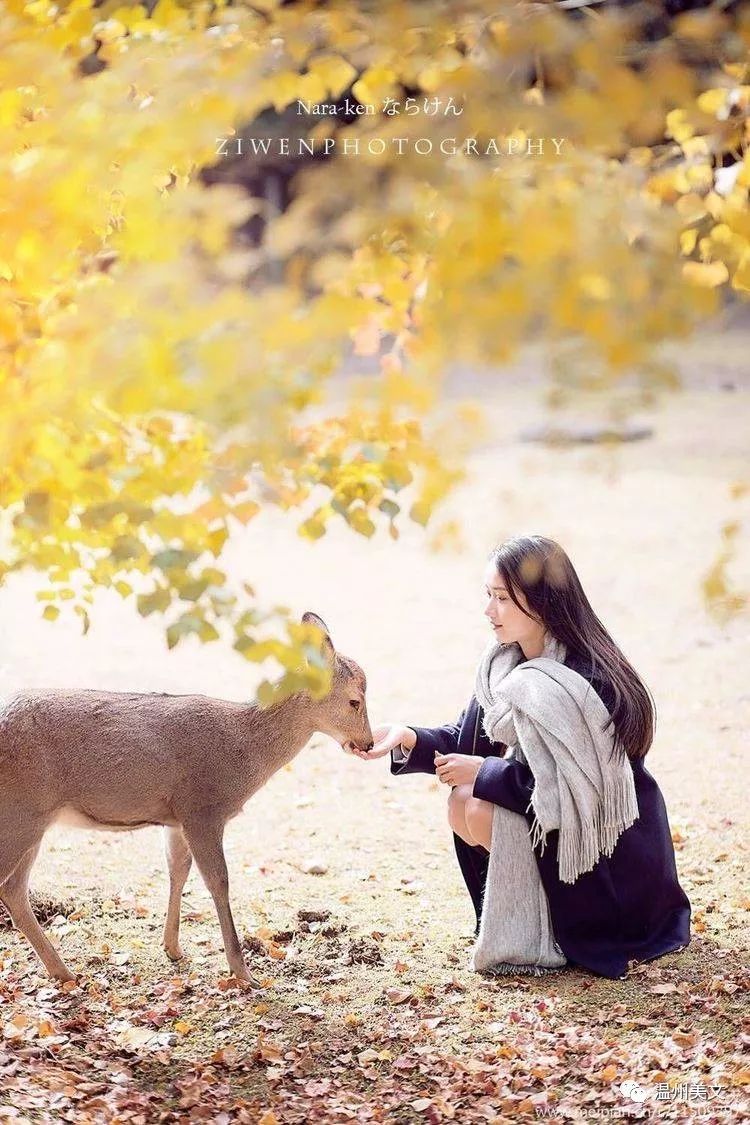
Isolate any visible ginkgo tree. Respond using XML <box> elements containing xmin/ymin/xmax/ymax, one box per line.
<box><xmin>1</xmin><ymin>0</ymin><xmax>747</xmax><ymax>699</ymax></box>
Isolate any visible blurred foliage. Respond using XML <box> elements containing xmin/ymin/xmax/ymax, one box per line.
<box><xmin>0</xmin><ymin>0</ymin><xmax>748</xmax><ymax>694</ymax></box>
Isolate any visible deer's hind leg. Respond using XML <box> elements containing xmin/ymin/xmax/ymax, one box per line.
<box><xmin>0</xmin><ymin>831</ymin><xmax>75</xmax><ymax>983</ymax></box>
<box><xmin>162</xmin><ymin>826</ymin><xmax>192</xmax><ymax>962</ymax></box>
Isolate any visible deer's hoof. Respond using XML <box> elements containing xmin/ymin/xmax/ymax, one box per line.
<box><xmin>53</xmin><ymin>968</ymin><xmax>77</xmax><ymax>985</ymax></box>
<box><xmin>164</xmin><ymin>945</ymin><xmax>185</xmax><ymax>962</ymax></box>
<box><xmin>229</xmin><ymin>967</ymin><xmax>263</xmax><ymax>989</ymax></box>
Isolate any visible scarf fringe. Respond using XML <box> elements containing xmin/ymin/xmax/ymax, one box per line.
<box><xmin>527</xmin><ymin>800</ymin><xmax>548</xmax><ymax>858</ymax></box>
<box><xmin>478</xmin><ymin>962</ymin><xmax>563</xmax><ymax>978</ymax></box>
<box><xmin>530</xmin><ymin>770</ymin><xmax>640</xmax><ymax>884</ymax></box>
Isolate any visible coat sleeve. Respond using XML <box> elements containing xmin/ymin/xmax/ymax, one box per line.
<box><xmin>389</xmin><ymin>707</ymin><xmax>466</xmax><ymax>776</ymax></box>
<box><xmin>472</xmin><ymin>755</ymin><xmax>535</xmax><ymax>818</ymax></box>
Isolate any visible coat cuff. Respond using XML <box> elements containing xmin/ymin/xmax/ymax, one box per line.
<box><xmin>389</xmin><ymin>728</ymin><xmax>439</xmax><ymax>775</ymax></box>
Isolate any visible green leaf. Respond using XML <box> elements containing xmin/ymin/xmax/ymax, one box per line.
<box><xmin>74</xmin><ymin>605</ymin><xmax>91</xmax><ymax>635</ymax></box>
<box><xmin>233</xmin><ymin>632</ymin><xmax>256</xmax><ymax>658</ymax></box>
<box><xmin>111</xmin><ymin>535</ymin><xmax>144</xmax><ymax>562</ymax></box>
<box><xmin>378</xmin><ymin>498</ymin><xmax>400</xmax><ymax>519</ymax></box>
<box><xmin>137</xmin><ymin>587</ymin><xmax>171</xmax><ymax>617</ymax></box>
<box><xmin>152</xmin><ymin>548</ymin><xmax>201</xmax><ymax>571</ymax></box>
<box><xmin>176</xmin><ymin>576</ymin><xmax>211</xmax><ymax>601</ymax></box>
<box><xmin>256</xmin><ymin>680</ymin><xmax>278</xmax><ymax>707</ymax></box>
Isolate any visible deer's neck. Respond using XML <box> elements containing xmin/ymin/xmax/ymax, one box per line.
<box><xmin>240</xmin><ymin>693</ymin><xmax>317</xmax><ymax>788</ymax></box>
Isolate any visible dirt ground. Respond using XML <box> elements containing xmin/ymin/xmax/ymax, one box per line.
<box><xmin>0</xmin><ymin>329</ymin><xmax>748</xmax><ymax>1123</ymax></box>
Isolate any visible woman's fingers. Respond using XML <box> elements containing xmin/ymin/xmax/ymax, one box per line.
<box><xmin>435</xmin><ymin>753</ymin><xmax>453</xmax><ymax>782</ymax></box>
<box><xmin>346</xmin><ymin>721</ymin><xmax>417</xmax><ymax>762</ymax></box>
<box><xmin>362</xmin><ymin>731</ymin><xmax>400</xmax><ymax>759</ymax></box>
<box><xmin>362</xmin><ymin>745</ymin><xmax>391</xmax><ymax>760</ymax></box>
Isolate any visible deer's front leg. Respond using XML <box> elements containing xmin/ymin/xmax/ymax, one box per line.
<box><xmin>162</xmin><ymin>826</ymin><xmax>192</xmax><ymax>961</ymax></box>
<box><xmin>181</xmin><ymin>819</ymin><xmax>259</xmax><ymax>985</ymax></box>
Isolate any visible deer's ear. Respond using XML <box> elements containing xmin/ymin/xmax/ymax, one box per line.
<box><xmin>301</xmin><ymin>611</ymin><xmax>335</xmax><ymax>655</ymax></box>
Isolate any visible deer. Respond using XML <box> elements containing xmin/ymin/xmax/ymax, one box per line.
<box><xmin>0</xmin><ymin>613</ymin><xmax>372</xmax><ymax>985</ymax></box>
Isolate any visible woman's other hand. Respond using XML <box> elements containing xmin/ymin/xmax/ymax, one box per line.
<box><xmin>435</xmin><ymin>753</ymin><xmax>482</xmax><ymax>787</ymax></box>
<box><xmin>348</xmin><ymin>723</ymin><xmax>417</xmax><ymax>761</ymax></box>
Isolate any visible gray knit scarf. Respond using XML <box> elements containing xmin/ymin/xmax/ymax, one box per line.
<box><xmin>471</xmin><ymin>634</ymin><xmax>639</xmax><ymax>976</ymax></box>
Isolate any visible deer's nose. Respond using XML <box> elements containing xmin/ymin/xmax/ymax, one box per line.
<box><xmin>366</xmin><ymin>741</ymin><xmax>374</xmax><ymax>752</ymax></box>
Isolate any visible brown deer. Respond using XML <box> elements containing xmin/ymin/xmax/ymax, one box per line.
<box><xmin>0</xmin><ymin>613</ymin><xmax>372</xmax><ymax>984</ymax></box>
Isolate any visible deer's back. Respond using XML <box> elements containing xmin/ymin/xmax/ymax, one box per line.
<box><xmin>0</xmin><ymin>689</ymin><xmax>242</xmax><ymax>819</ymax></box>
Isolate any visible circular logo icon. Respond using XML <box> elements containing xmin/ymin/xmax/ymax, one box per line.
<box><xmin>619</xmin><ymin>1080</ymin><xmax>651</xmax><ymax>1103</ymax></box>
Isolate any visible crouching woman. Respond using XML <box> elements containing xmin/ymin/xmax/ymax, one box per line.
<box><xmin>355</xmin><ymin>535</ymin><xmax>691</xmax><ymax>980</ymax></box>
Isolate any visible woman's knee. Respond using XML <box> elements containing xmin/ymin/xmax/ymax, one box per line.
<box><xmin>447</xmin><ymin>784</ymin><xmax>474</xmax><ymax>835</ymax></box>
<box><xmin>464</xmin><ymin>797</ymin><xmax>493</xmax><ymax>848</ymax></box>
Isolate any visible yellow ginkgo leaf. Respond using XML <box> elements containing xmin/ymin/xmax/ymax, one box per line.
<box><xmin>731</xmin><ymin>257</ymin><xmax>750</xmax><ymax>293</ymax></box>
<box><xmin>352</xmin><ymin>66</ymin><xmax>398</xmax><ymax>108</ymax></box>
<box><xmin>682</xmin><ymin>260</ymin><xmax>729</xmax><ymax>287</ymax></box>
<box><xmin>309</xmin><ymin>54</ymin><xmax>357</xmax><ymax>99</ymax></box>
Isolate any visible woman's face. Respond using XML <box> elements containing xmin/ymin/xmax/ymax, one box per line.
<box><xmin>483</xmin><ymin>561</ymin><xmax>546</xmax><ymax>653</ymax></box>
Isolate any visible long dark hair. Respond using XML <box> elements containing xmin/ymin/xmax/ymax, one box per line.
<box><xmin>490</xmin><ymin>535</ymin><xmax>655</xmax><ymax>760</ymax></box>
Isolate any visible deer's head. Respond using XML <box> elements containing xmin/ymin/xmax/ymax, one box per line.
<box><xmin>302</xmin><ymin>612</ymin><xmax>373</xmax><ymax>754</ymax></box>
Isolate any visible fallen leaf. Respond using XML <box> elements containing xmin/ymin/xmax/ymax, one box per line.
<box><xmin>385</xmin><ymin>988</ymin><xmax>412</xmax><ymax>1004</ymax></box>
<box><xmin>258</xmin><ymin>1035</ymin><xmax>284</xmax><ymax>1064</ymax></box>
<box><xmin>115</xmin><ymin>1026</ymin><xmax>158</xmax><ymax>1049</ymax></box>
<box><xmin>304</xmin><ymin>1078</ymin><xmax>331</xmax><ymax>1095</ymax></box>
<box><xmin>357</xmin><ymin>1048</ymin><xmax>380</xmax><ymax>1065</ymax></box>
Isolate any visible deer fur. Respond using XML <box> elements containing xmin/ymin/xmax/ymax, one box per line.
<box><xmin>0</xmin><ymin>613</ymin><xmax>372</xmax><ymax>984</ymax></box>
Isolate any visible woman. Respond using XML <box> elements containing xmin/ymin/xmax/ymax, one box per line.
<box><xmin>354</xmin><ymin>535</ymin><xmax>691</xmax><ymax>979</ymax></box>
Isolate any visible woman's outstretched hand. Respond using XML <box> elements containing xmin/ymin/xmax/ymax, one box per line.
<box><xmin>347</xmin><ymin>723</ymin><xmax>417</xmax><ymax>761</ymax></box>
<box><xmin>435</xmin><ymin>754</ymin><xmax>483</xmax><ymax>787</ymax></box>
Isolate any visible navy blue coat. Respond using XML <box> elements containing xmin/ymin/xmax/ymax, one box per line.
<box><xmin>391</xmin><ymin>657</ymin><xmax>691</xmax><ymax>979</ymax></box>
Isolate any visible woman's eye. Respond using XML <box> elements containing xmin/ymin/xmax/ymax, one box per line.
<box><xmin>350</xmin><ymin>700</ymin><xmax>360</xmax><ymax>711</ymax></box>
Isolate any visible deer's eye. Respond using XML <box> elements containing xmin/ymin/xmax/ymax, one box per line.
<box><xmin>349</xmin><ymin>699</ymin><xmax>361</xmax><ymax>711</ymax></box>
